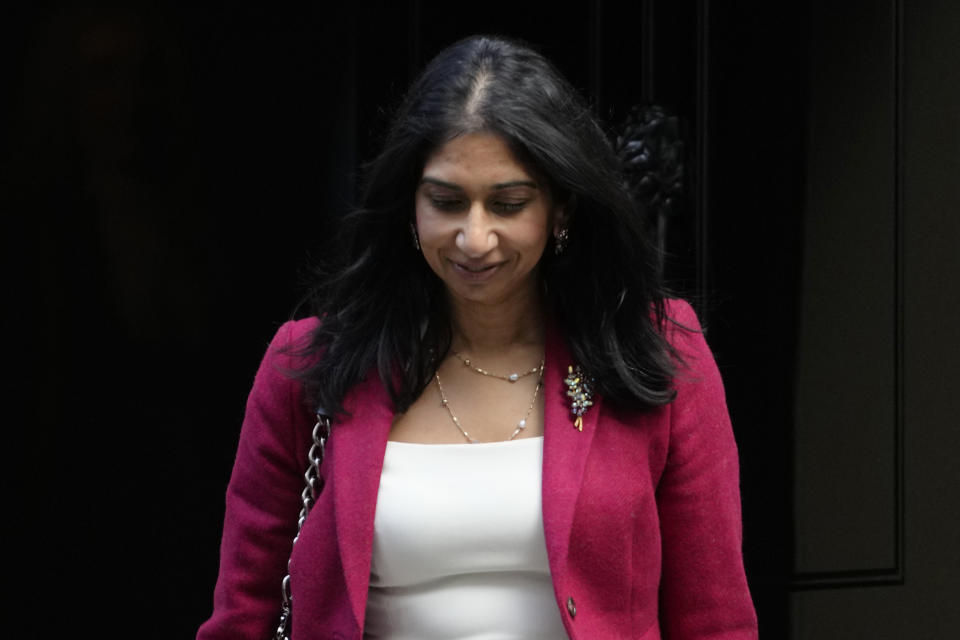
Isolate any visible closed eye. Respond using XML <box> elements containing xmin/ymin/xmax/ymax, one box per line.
<box><xmin>430</xmin><ymin>198</ymin><xmax>465</xmax><ymax>211</ymax></box>
<box><xmin>492</xmin><ymin>201</ymin><xmax>528</xmax><ymax>214</ymax></box>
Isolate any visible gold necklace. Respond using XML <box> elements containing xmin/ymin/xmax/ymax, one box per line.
<box><xmin>434</xmin><ymin>359</ymin><xmax>545</xmax><ymax>443</ymax></box>
<box><xmin>452</xmin><ymin>351</ymin><xmax>542</xmax><ymax>382</ymax></box>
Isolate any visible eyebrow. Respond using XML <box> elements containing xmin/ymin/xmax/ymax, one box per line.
<box><xmin>419</xmin><ymin>177</ymin><xmax>540</xmax><ymax>191</ymax></box>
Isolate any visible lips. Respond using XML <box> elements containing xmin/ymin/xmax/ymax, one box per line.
<box><xmin>449</xmin><ymin>259</ymin><xmax>503</xmax><ymax>282</ymax></box>
<box><xmin>457</xmin><ymin>262</ymin><xmax>497</xmax><ymax>272</ymax></box>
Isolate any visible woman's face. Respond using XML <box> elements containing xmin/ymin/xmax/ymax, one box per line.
<box><xmin>414</xmin><ymin>132</ymin><xmax>561</xmax><ymax>308</ymax></box>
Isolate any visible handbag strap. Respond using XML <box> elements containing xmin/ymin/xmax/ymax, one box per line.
<box><xmin>273</xmin><ymin>410</ymin><xmax>332</xmax><ymax>640</ymax></box>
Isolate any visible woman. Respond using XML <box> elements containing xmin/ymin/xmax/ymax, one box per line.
<box><xmin>198</xmin><ymin>35</ymin><xmax>757</xmax><ymax>639</ymax></box>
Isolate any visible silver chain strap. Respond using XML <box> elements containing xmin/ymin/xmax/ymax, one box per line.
<box><xmin>272</xmin><ymin>411</ymin><xmax>332</xmax><ymax>640</ymax></box>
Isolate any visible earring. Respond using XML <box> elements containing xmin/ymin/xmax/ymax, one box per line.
<box><xmin>554</xmin><ymin>227</ymin><xmax>569</xmax><ymax>255</ymax></box>
<box><xmin>410</xmin><ymin>222</ymin><xmax>421</xmax><ymax>251</ymax></box>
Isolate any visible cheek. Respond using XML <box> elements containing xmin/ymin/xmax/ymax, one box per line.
<box><xmin>414</xmin><ymin>207</ymin><xmax>456</xmax><ymax>261</ymax></box>
<box><xmin>516</xmin><ymin>216</ymin><xmax>552</xmax><ymax>254</ymax></box>
<box><xmin>413</xmin><ymin>200</ymin><xmax>426</xmax><ymax>234</ymax></box>
<box><xmin>415</xmin><ymin>212</ymin><xmax>445</xmax><ymax>247</ymax></box>
<box><xmin>414</xmin><ymin>204</ymin><xmax>437</xmax><ymax>243</ymax></box>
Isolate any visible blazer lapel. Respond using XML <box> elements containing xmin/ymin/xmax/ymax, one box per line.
<box><xmin>541</xmin><ymin>322</ymin><xmax>602</xmax><ymax>578</ymax></box>
<box><xmin>330</xmin><ymin>372</ymin><xmax>393</xmax><ymax>631</ymax></box>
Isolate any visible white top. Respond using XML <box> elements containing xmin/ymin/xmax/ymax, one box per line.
<box><xmin>363</xmin><ymin>436</ymin><xmax>567</xmax><ymax>639</ymax></box>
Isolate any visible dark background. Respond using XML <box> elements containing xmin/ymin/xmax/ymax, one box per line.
<box><xmin>5</xmin><ymin>1</ymin><xmax>957</xmax><ymax>638</ymax></box>
<box><xmin>1</xmin><ymin>1</ymin><xmax>799</xmax><ymax>636</ymax></box>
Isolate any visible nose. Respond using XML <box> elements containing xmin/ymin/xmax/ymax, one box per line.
<box><xmin>455</xmin><ymin>204</ymin><xmax>497</xmax><ymax>257</ymax></box>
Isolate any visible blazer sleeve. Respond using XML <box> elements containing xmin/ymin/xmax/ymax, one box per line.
<box><xmin>197</xmin><ymin>320</ymin><xmax>316</xmax><ymax>640</ymax></box>
<box><xmin>656</xmin><ymin>300</ymin><xmax>758</xmax><ymax>638</ymax></box>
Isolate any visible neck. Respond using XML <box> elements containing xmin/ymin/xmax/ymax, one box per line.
<box><xmin>448</xmin><ymin>282</ymin><xmax>546</xmax><ymax>355</ymax></box>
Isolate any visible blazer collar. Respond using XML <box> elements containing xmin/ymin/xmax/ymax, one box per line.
<box><xmin>329</xmin><ymin>322</ymin><xmax>601</xmax><ymax>630</ymax></box>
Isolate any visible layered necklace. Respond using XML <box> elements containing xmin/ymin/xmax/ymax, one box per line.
<box><xmin>435</xmin><ymin>352</ymin><xmax>545</xmax><ymax>444</ymax></box>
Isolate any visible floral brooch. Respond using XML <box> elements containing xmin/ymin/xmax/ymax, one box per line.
<box><xmin>564</xmin><ymin>365</ymin><xmax>594</xmax><ymax>431</ymax></box>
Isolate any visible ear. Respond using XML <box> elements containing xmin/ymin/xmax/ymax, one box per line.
<box><xmin>553</xmin><ymin>195</ymin><xmax>577</xmax><ymax>235</ymax></box>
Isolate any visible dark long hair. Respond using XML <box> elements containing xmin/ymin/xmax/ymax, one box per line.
<box><xmin>296</xmin><ymin>35</ymin><xmax>679</xmax><ymax>416</ymax></box>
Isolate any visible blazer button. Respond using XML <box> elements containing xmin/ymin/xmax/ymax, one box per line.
<box><xmin>566</xmin><ymin>596</ymin><xmax>577</xmax><ymax>618</ymax></box>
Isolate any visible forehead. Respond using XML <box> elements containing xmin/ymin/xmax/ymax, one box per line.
<box><xmin>421</xmin><ymin>132</ymin><xmax>536</xmax><ymax>184</ymax></box>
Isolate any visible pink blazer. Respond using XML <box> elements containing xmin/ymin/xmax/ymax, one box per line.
<box><xmin>197</xmin><ymin>300</ymin><xmax>757</xmax><ymax>639</ymax></box>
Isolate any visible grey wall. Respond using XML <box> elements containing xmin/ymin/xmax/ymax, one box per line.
<box><xmin>791</xmin><ymin>0</ymin><xmax>960</xmax><ymax>635</ymax></box>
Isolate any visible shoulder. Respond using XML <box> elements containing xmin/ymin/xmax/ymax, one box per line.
<box><xmin>261</xmin><ymin>316</ymin><xmax>321</xmax><ymax>365</ymax></box>
<box><xmin>663</xmin><ymin>297</ymin><xmax>702</xmax><ymax>336</ymax></box>
<box><xmin>248</xmin><ymin>316</ymin><xmax>321</xmax><ymax>398</ymax></box>
<box><xmin>271</xmin><ymin>316</ymin><xmax>321</xmax><ymax>350</ymax></box>
<box><xmin>661</xmin><ymin>298</ymin><xmax>709</xmax><ymax>362</ymax></box>
<box><xmin>238</xmin><ymin>318</ymin><xmax>321</xmax><ymax>462</ymax></box>
<box><xmin>661</xmin><ymin>298</ymin><xmax>726</xmax><ymax>406</ymax></box>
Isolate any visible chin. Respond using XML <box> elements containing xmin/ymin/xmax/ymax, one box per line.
<box><xmin>450</xmin><ymin>287</ymin><xmax>501</xmax><ymax>305</ymax></box>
